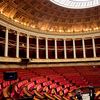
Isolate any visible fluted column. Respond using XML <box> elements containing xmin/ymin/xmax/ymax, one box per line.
<box><xmin>16</xmin><ymin>32</ymin><xmax>19</xmax><ymax>58</ymax></box>
<box><xmin>55</xmin><ymin>39</ymin><xmax>57</xmax><ymax>59</ymax></box>
<box><xmin>73</xmin><ymin>39</ymin><xmax>76</xmax><ymax>58</ymax></box>
<box><xmin>64</xmin><ymin>39</ymin><xmax>67</xmax><ymax>59</ymax></box>
<box><xmin>5</xmin><ymin>28</ymin><xmax>8</xmax><ymax>57</ymax></box>
<box><xmin>36</xmin><ymin>37</ymin><xmax>39</xmax><ymax>59</ymax></box>
<box><xmin>45</xmin><ymin>38</ymin><xmax>48</xmax><ymax>59</ymax></box>
<box><xmin>92</xmin><ymin>37</ymin><xmax>96</xmax><ymax>57</ymax></box>
<box><xmin>27</xmin><ymin>35</ymin><xmax>29</xmax><ymax>58</ymax></box>
<box><xmin>82</xmin><ymin>38</ymin><xmax>86</xmax><ymax>58</ymax></box>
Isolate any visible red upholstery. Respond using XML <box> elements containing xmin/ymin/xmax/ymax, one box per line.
<box><xmin>0</xmin><ymin>66</ymin><xmax>100</xmax><ymax>99</ymax></box>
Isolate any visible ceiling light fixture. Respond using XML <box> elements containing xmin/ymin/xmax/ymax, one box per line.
<box><xmin>50</xmin><ymin>0</ymin><xmax>100</xmax><ymax>9</ymax></box>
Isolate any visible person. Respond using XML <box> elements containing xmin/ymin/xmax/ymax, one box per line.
<box><xmin>68</xmin><ymin>92</ymin><xmax>76</xmax><ymax>100</ymax></box>
<box><xmin>89</xmin><ymin>86</ymin><xmax>95</xmax><ymax>100</ymax></box>
<box><xmin>70</xmin><ymin>96</ymin><xmax>75</xmax><ymax>100</ymax></box>
<box><xmin>95</xmin><ymin>91</ymin><xmax>100</xmax><ymax>100</ymax></box>
<box><xmin>76</xmin><ymin>91</ymin><xmax>83</xmax><ymax>100</ymax></box>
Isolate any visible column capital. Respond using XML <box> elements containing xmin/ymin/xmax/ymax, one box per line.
<box><xmin>45</xmin><ymin>37</ymin><xmax>48</xmax><ymax>40</ymax></box>
<box><xmin>82</xmin><ymin>37</ymin><xmax>85</xmax><ymax>39</ymax></box>
<box><xmin>92</xmin><ymin>36</ymin><xmax>95</xmax><ymax>39</ymax></box>
<box><xmin>72</xmin><ymin>38</ymin><xmax>75</xmax><ymax>40</ymax></box>
<box><xmin>16</xmin><ymin>32</ymin><xmax>20</xmax><ymax>36</ymax></box>
<box><xmin>17</xmin><ymin>31</ymin><xmax>20</xmax><ymax>34</ymax></box>
<box><xmin>27</xmin><ymin>34</ymin><xmax>30</xmax><ymax>37</ymax></box>
<box><xmin>64</xmin><ymin>38</ymin><xmax>66</xmax><ymax>40</ymax></box>
<box><xmin>54</xmin><ymin>38</ymin><xmax>57</xmax><ymax>40</ymax></box>
<box><xmin>6</xmin><ymin>27</ymin><xmax>9</xmax><ymax>30</ymax></box>
<box><xmin>36</xmin><ymin>36</ymin><xmax>39</xmax><ymax>38</ymax></box>
<box><xmin>27</xmin><ymin>34</ymin><xmax>30</xmax><ymax>39</ymax></box>
<box><xmin>45</xmin><ymin>38</ymin><xmax>48</xmax><ymax>40</ymax></box>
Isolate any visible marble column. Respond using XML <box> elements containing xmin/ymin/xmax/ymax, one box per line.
<box><xmin>46</xmin><ymin>38</ymin><xmax>48</xmax><ymax>59</ymax></box>
<box><xmin>92</xmin><ymin>37</ymin><xmax>96</xmax><ymax>57</ymax></box>
<box><xmin>73</xmin><ymin>39</ymin><xmax>76</xmax><ymax>58</ymax></box>
<box><xmin>5</xmin><ymin>28</ymin><xmax>8</xmax><ymax>57</ymax></box>
<box><xmin>64</xmin><ymin>39</ymin><xmax>67</xmax><ymax>59</ymax></box>
<box><xmin>16</xmin><ymin>32</ymin><xmax>19</xmax><ymax>58</ymax></box>
<box><xmin>55</xmin><ymin>39</ymin><xmax>57</xmax><ymax>59</ymax></box>
<box><xmin>27</xmin><ymin>35</ymin><xmax>29</xmax><ymax>58</ymax></box>
<box><xmin>82</xmin><ymin>38</ymin><xmax>86</xmax><ymax>58</ymax></box>
<box><xmin>36</xmin><ymin>37</ymin><xmax>39</xmax><ymax>59</ymax></box>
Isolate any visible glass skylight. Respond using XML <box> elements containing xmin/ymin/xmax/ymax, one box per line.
<box><xmin>50</xmin><ymin>0</ymin><xmax>100</xmax><ymax>9</ymax></box>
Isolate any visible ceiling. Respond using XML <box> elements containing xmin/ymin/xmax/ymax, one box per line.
<box><xmin>0</xmin><ymin>0</ymin><xmax>100</xmax><ymax>34</ymax></box>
